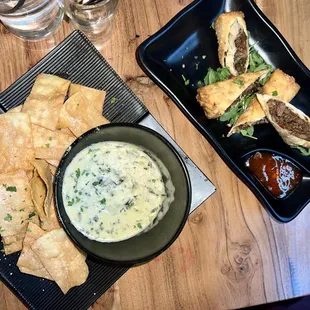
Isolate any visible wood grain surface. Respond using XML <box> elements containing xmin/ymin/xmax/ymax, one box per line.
<box><xmin>1</xmin><ymin>0</ymin><xmax>310</xmax><ymax>309</ymax></box>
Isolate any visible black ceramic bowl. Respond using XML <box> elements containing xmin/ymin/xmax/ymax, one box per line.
<box><xmin>54</xmin><ymin>123</ymin><xmax>191</xmax><ymax>265</ymax></box>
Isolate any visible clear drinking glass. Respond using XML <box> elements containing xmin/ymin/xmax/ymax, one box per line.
<box><xmin>0</xmin><ymin>0</ymin><xmax>64</xmax><ymax>41</ymax></box>
<box><xmin>64</xmin><ymin>0</ymin><xmax>119</xmax><ymax>47</ymax></box>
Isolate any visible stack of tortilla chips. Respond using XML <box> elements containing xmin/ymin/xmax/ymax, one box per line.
<box><xmin>0</xmin><ymin>74</ymin><xmax>109</xmax><ymax>293</ymax></box>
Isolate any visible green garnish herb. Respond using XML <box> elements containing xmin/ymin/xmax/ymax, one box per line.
<box><xmin>220</xmin><ymin>94</ymin><xmax>254</xmax><ymax>126</ymax></box>
<box><xmin>48</xmin><ymin>136</ymin><xmax>53</xmax><ymax>141</ymax></box>
<box><xmin>197</xmin><ymin>80</ymin><xmax>203</xmax><ymax>87</ymax></box>
<box><xmin>4</xmin><ymin>214</ymin><xmax>12</xmax><ymax>222</ymax></box>
<box><xmin>295</xmin><ymin>146</ymin><xmax>310</xmax><ymax>156</ymax></box>
<box><xmin>28</xmin><ymin>212</ymin><xmax>36</xmax><ymax>219</ymax></box>
<box><xmin>204</xmin><ymin>67</ymin><xmax>231</xmax><ymax>85</ymax></box>
<box><xmin>26</xmin><ymin>228</ymin><xmax>32</xmax><ymax>232</ymax></box>
<box><xmin>272</xmin><ymin>90</ymin><xmax>278</xmax><ymax>96</ymax></box>
<box><xmin>234</xmin><ymin>78</ymin><xmax>244</xmax><ymax>86</ymax></box>
<box><xmin>0</xmin><ymin>226</ymin><xmax>6</xmax><ymax>232</ymax></box>
<box><xmin>182</xmin><ymin>74</ymin><xmax>190</xmax><ymax>86</ymax></box>
<box><xmin>247</xmin><ymin>48</ymin><xmax>273</xmax><ymax>85</ymax></box>
<box><xmin>238</xmin><ymin>126</ymin><xmax>257</xmax><ymax>140</ymax></box>
<box><xmin>45</xmin><ymin>143</ymin><xmax>50</xmax><ymax>148</ymax></box>
<box><xmin>100</xmin><ymin>198</ymin><xmax>106</xmax><ymax>205</ymax></box>
<box><xmin>68</xmin><ymin>198</ymin><xmax>75</xmax><ymax>206</ymax></box>
<box><xmin>24</xmin><ymin>188</ymin><xmax>28</xmax><ymax>191</ymax></box>
<box><xmin>110</xmin><ymin>97</ymin><xmax>117</xmax><ymax>104</ymax></box>
<box><xmin>152</xmin><ymin>179</ymin><xmax>156</xmax><ymax>183</ymax></box>
<box><xmin>137</xmin><ymin>223</ymin><xmax>142</xmax><ymax>229</ymax></box>
<box><xmin>75</xmin><ymin>168</ymin><xmax>81</xmax><ymax>179</ymax></box>
<box><xmin>80</xmin><ymin>207</ymin><xmax>84</xmax><ymax>212</ymax></box>
<box><xmin>75</xmin><ymin>197</ymin><xmax>81</xmax><ymax>203</ymax></box>
<box><xmin>19</xmin><ymin>208</ymin><xmax>25</xmax><ymax>212</ymax></box>
<box><xmin>6</xmin><ymin>186</ymin><xmax>16</xmax><ymax>192</ymax></box>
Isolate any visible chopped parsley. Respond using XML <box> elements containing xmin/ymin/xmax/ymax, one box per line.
<box><xmin>100</xmin><ymin>198</ymin><xmax>106</xmax><ymax>205</ymax></box>
<box><xmin>182</xmin><ymin>74</ymin><xmax>190</xmax><ymax>85</ymax></box>
<box><xmin>68</xmin><ymin>198</ymin><xmax>75</xmax><ymax>206</ymax></box>
<box><xmin>272</xmin><ymin>90</ymin><xmax>278</xmax><ymax>96</ymax></box>
<box><xmin>110</xmin><ymin>97</ymin><xmax>117</xmax><ymax>104</ymax></box>
<box><xmin>137</xmin><ymin>223</ymin><xmax>142</xmax><ymax>229</ymax></box>
<box><xmin>48</xmin><ymin>136</ymin><xmax>53</xmax><ymax>141</ymax></box>
<box><xmin>234</xmin><ymin>78</ymin><xmax>244</xmax><ymax>86</ymax></box>
<box><xmin>24</xmin><ymin>188</ymin><xmax>28</xmax><ymax>191</ymax></box>
<box><xmin>80</xmin><ymin>207</ymin><xmax>84</xmax><ymax>212</ymax></box>
<box><xmin>28</xmin><ymin>212</ymin><xmax>36</xmax><ymax>219</ymax></box>
<box><xmin>294</xmin><ymin>146</ymin><xmax>310</xmax><ymax>156</ymax></box>
<box><xmin>4</xmin><ymin>214</ymin><xmax>12</xmax><ymax>222</ymax></box>
<box><xmin>75</xmin><ymin>197</ymin><xmax>81</xmax><ymax>203</ymax></box>
<box><xmin>220</xmin><ymin>94</ymin><xmax>254</xmax><ymax>127</ymax></box>
<box><xmin>0</xmin><ymin>226</ymin><xmax>6</xmax><ymax>232</ymax></box>
<box><xmin>75</xmin><ymin>168</ymin><xmax>81</xmax><ymax>179</ymax></box>
<box><xmin>238</xmin><ymin>126</ymin><xmax>257</xmax><ymax>140</ymax></box>
<box><xmin>19</xmin><ymin>208</ymin><xmax>25</xmax><ymax>212</ymax></box>
<box><xmin>45</xmin><ymin>143</ymin><xmax>50</xmax><ymax>148</ymax></box>
<box><xmin>26</xmin><ymin>228</ymin><xmax>32</xmax><ymax>232</ymax></box>
<box><xmin>6</xmin><ymin>186</ymin><xmax>16</xmax><ymax>192</ymax></box>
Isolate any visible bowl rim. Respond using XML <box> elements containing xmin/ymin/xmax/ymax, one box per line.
<box><xmin>54</xmin><ymin>122</ymin><xmax>192</xmax><ymax>265</ymax></box>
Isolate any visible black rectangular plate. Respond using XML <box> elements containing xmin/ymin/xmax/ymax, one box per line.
<box><xmin>0</xmin><ymin>30</ymin><xmax>144</xmax><ymax>310</ymax></box>
<box><xmin>137</xmin><ymin>0</ymin><xmax>310</xmax><ymax>222</ymax></box>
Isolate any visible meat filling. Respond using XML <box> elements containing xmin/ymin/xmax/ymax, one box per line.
<box><xmin>268</xmin><ymin>99</ymin><xmax>310</xmax><ymax>140</ymax></box>
<box><xmin>234</xmin><ymin>29</ymin><xmax>248</xmax><ymax>73</ymax></box>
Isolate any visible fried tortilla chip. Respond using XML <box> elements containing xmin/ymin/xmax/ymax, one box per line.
<box><xmin>0</xmin><ymin>170</ymin><xmax>39</xmax><ymax>254</ymax></box>
<box><xmin>22</xmin><ymin>74</ymin><xmax>71</xmax><ymax>130</ymax></box>
<box><xmin>57</xmin><ymin>92</ymin><xmax>109</xmax><ymax>137</ymax></box>
<box><xmin>8</xmin><ymin>105</ymin><xmax>23</xmax><ymax>113</ymax></box>
<box><xmin>31</xmin><ymin>160</ymin><xmax>53</xmax><ymax>217</ymax></box>
<box><xmin>17</xmin><ymin>223</ymin><xmax>53</xmax><ymax>280</ymax></box>
<box><xmin>69</xmin><ymin>84</ymin><xmax>106</xmax><ymax>114</ymax></box>
<box><xmin>41</xmin><ymin>198</ymin><xmax>61</xmax><ymax>232</ymax></box>
<box><xmin>32</xmin><ymin>229</ymin><xmax>89</xmax><ymax>293</ymax></box>
<box><xmin>32</xmin><ymin>124</ymin><xmax>75</xmax><ymax>161</ymax></box>
<box><xmin>0</xmin><ymin>113</ymin><xmax>35</xmax><ymax>173</ymax></box>
<box><xmin>30</xmin><ymin>170</ymin><xmax>47</xmax><ymax>222</ymax></box>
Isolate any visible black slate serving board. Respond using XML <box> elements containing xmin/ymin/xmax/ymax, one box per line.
<box><xmin>0</xmin><ymin>30</ymin><xmax>215</xmax><ymax>309</ymax></box>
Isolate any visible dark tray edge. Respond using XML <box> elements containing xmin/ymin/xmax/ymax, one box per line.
<box><xmin>136</xmin><ymin>0</ymin><xmax>310</xmax><ymax>223</ymax></box>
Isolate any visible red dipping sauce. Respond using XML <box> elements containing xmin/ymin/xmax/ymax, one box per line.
<box><xmin>246</xmin><ymin>152</ymin><xmax>302</xmax><ymax>198</ymax></box>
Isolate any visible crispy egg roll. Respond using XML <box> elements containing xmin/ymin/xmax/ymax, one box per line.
<box><xmin>228</xmin><ymin>69</ymin><xmax>300</xmax><ymax>136</ymax></box>
<box><xmin>215</xmin><ymin>11</ymin><xmax>249</xmax><ymax>76</ymax></box>
<box><xmin>197</xmin><ymin>70</ymin><xmax>267</xmax><ymax>119</ymax></box>
<box><xmin>257</xmin><ymin>94</ymin><xmax>310</xmax><ymax>148</ymax></box>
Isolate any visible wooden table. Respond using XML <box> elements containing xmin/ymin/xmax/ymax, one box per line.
<box><xmin>1</xmin><ymin>0</ymin><xmax>310</xmax><ymax>309</ymax></box>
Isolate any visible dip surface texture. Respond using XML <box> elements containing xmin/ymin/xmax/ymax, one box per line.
<box><xmin>63</xmin><ymin>141</ymin><xmax>168</xmax><ymax>242</ymax></box>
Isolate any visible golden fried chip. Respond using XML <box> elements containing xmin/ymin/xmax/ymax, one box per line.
<box><xmin>41</xmin><ymin>198</ymin><xmax>61</xmax><ymax>232</ymax></box>
<box><xmin>57</xmin><ymin>93</ymin><xmax>109</xmax><ymax>137</ymax></box>
<box><xmin>46</xmin><ymin>159</ymin><xmax>59</xmax><ymax>168</ymax></box>
<box><xmin>69</xmin><ymin>84</ymin><xmax>106</xmax><ymax>114</ymax></box>
<box><xmin>0</xmin><ymin>113</ymin><xmax>35</xmax><ymax>173</ymax></box>
<box><xmin>2</xmin><ymin>232</ymin><xmax>25</xmax><ymax>255</ymax></box>
<box><xmin>17</xmin><ymin>223</ymin><xmax>53</xmax><ymax>280</ymax></box>
<box><xmin>30</xmin><ymin>170</ymin><xmax>47</xmax><ymax>222</ymax></box>
<box><xmin>32</xmin><ymin>229</ymin><xmax>89</xmax><ymax>294</ymax></box>
<box><xmin>49</xmin><ymin>165</ymin><xmax>57</xmax><ymax>176</ymax></box>
<box><xmin>0</xmin><ymin>170</ymin><xmax>39</xmax><ymax>254</ymax></box>
<box><xmin>31</xmin><ymin>160</ymin><xmax>53</xmax><ymax>217</ymax></box>
<box><xmin>32</xmin><ymin>124</ymin><xmax>75</xmax><ymax>161</ymax></box>
<box><xmin>8</xmin><ymin>105</ymin><xmax>23</xmax><ymax>113</ymax></box>
<box><xmin>22</xmin><ymin>74</ymin><xmax>71</xmax><ymax>130</ymax></box>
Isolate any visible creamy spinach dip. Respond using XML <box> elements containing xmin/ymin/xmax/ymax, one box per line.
<box><xmin>62</xmin><ymin>141</ymin><xmax>174</xmax><ymax>242</ymax></box>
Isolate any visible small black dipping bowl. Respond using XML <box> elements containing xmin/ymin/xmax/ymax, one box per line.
<box><xmin>54</xmin><ymin>123</ymin><xmax>191</xmax><ymax>265</ymax></box>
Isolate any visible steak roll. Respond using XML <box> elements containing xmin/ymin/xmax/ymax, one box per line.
<box><xmin>197</xmin><ymin>70</ymin><xmax>268</xmax><ymax>119</ymax></box>
<box><xmin>215</xmin><ymin>11</ymin><xmax>249</xmax><ymax>76</ymax></box>
<box><xmin>228</xmin><ymin>69</ymin><xmax>300</xmax><ymax>136</ymax></box>
<box><xmin>256</xmin><ymin>94</ymin><xmax>310</xmax><ymax>148</ymax></box>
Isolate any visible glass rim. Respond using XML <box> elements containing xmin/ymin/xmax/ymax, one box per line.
<box><xmin>66</xmin><ymin>0</ymin><xmax>116</xmax><ymax>9</ymax></box>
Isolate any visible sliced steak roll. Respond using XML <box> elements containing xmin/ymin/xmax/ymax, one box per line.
<box><xmin>215</xmin><ymin>11</ymin><xmax>249</xmax><ymax>76</ymax></box>
<box><xmin>197</xmin><ymin>70</ymin><xmax>268</xmax><ymax>119</ymax></box>
<box><xmin>257</xmin><ymin>94</ymin><xmax>310</xmax><ymax>148</ymax></box>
